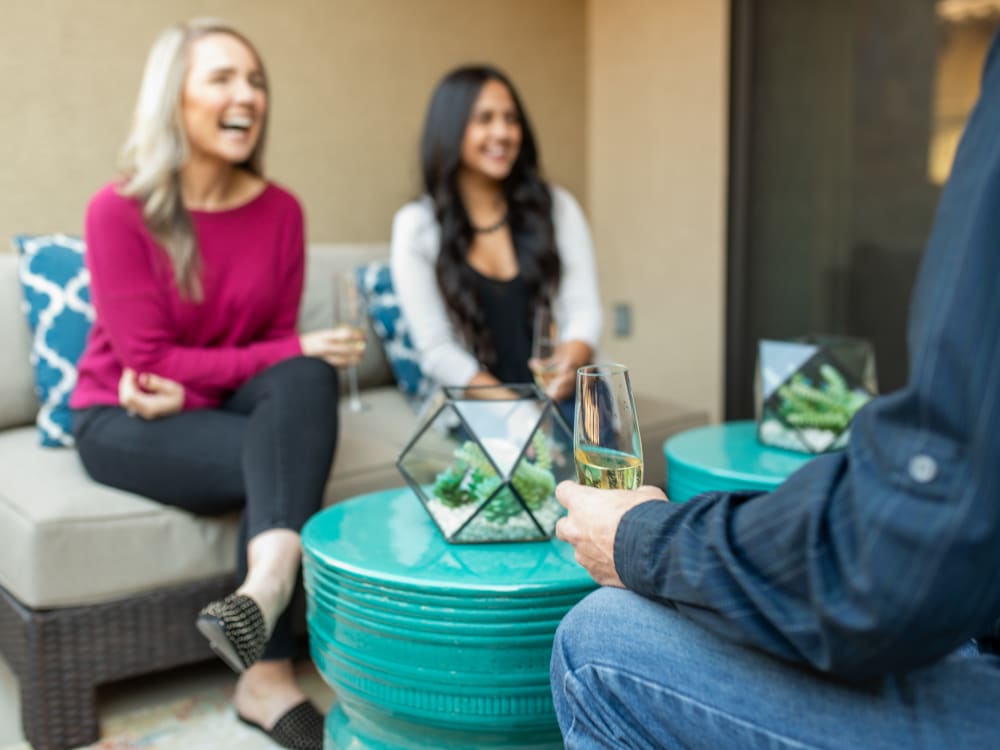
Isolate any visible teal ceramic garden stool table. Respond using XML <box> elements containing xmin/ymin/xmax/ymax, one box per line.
<box><xmin>301</xmin><ymin>487</ymin><xmax>597</xmax><ymax>750</ymax></box>
<box><xmin>663</xmin><ymin>420</ymin><xmax>814</xmax><ymax>502</ymax></box>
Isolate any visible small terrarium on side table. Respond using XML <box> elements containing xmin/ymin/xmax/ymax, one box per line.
<box><xmin>396</xmin><ymin>384</ymin><xmax>574</xmax><ymax>543</ymax></box>
<box><xmin>755</xmin><ymin>336</ymin><xmax>878</xmax><ymax>454</ymax></box>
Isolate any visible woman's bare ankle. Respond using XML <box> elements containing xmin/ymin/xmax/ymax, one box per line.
<box><xmin>235</xmin><ymin>578</ymin><xmax>292</xmax><ymax>635</ymax></box>
<box><xmin>238</xmin><ymin>530</ymin><xmax>301</xmax><ymax>634</ymax></box>
<box><xmin>234</xmin><ymin>660</ymin><xmax>308</xmax><ymax>729</ymax></box>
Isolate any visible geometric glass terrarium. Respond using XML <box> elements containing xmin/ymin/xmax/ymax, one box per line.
<box><xmin>755</xmin><ymin>336</ymin><xmax>878</xmax><ymax>454</ymax></box>
<box><xmin>396</xmin><ymin>384</ymin><xmax>574</xmax><ymax>543</ymax></box>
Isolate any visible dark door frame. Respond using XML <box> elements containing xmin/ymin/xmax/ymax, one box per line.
<box><xmin>725</xmin><ymin>0</ymin><xmax>755</xmax><ymax>420</ymax></box>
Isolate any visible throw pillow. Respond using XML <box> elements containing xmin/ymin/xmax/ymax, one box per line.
<box><xmin>354</xmin><ymin>261</ymin><xmax>432</xmax><ymax>407</ymax></box>
<box><xmin>13</xmin><ymin>234</ymin><xmax>94</xmax><ymax>446</ymax></box>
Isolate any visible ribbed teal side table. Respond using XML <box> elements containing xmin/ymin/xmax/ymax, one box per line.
<box><xmin>301</xmin><ymin>487</ymin><xmax>597</xmax><ymax>750</ymax></box>
<box><xmin>664</xmin><ymin>421</ymin><xmax>813</xmax><ymax>502</ymax></box>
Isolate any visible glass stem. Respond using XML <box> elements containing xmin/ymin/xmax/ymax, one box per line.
<box><xmin>347</xmin><ymin>366</ymin><xmax>363</xmax><ymax>412</ymax></box>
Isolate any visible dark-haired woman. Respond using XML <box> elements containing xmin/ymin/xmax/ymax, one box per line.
<box><xmin>390</xmin><ymin>65</ymin><xmax>601</xmax><ymax>420</ymax></box>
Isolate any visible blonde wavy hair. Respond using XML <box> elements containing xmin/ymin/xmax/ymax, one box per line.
<box><xmin>119</xmin><ymin>18</ymin><xmax>269</xmax><ymax>300</ymax></box>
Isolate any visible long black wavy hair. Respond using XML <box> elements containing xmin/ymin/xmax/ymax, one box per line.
<box><xmin>420</xmin><ymin>65</ymin><xmax>561</xmax><ymax>369</ymax></box>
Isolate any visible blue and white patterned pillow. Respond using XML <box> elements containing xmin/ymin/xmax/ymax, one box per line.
<box><xmin>14</xmin><ymin>234</ymin><xmax>94</xmax><ymax>446</ymax></box>
<box><xmin>355</xmin><ymin>261</ymin><xmax>432</xmax><ymax>407</ymax></box>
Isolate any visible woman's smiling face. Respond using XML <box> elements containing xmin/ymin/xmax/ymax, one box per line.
<box><xmin>459</xmin><ymin>79</ymin><xmax>523</xmax><ymax>183</ymax></box>
<box><xmin>180</xmin><ymin>32</ymin><xmax>267</xmax><ymax>167</ymax></box>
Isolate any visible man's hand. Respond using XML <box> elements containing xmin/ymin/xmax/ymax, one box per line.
<box><xmin>118</xmin><ymin>368</ymin><xmax>185</xmax><ymax>419</ymax></box>
<box><xmin>555</xmin><ymin>480</ymin><xmax>667</xmax><ymax>587</ymax></box>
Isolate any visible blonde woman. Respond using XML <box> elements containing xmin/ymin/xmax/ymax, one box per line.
<box><xmin>69</xmin><ymin>19</ymin><xmax>357</xmax><ymax>749</ymax></box>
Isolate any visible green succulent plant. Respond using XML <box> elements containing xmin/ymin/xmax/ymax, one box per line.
<box><xmin>777</xmin><ymin>365</ymin><xmax>871</xmax><ymax>432</ymax></box>
<box><xmin>431</xmin><ymin>434</ymin><xmax>557</xmax><ymax>525</ymax></box>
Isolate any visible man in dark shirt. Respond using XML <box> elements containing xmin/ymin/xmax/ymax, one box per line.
<box><xmin>550</xmin><ymin>32</ymin><xmax>1000</xmax><ymax>750</ymax></box>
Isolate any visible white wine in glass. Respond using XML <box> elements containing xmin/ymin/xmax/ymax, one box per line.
<box><xmin>334</xmin><ymin>270</ymin><xmax>367</xmax><ymax>412</ymax></box>
<box><xmin>531</xmin><ymin>305</ymin><xmax>559</xmax><ymax>391</ymax></box>
<box><xmin>574</xmin><ymin>364</ymin><xmax>643</xmax><ymax>489</ymax></box>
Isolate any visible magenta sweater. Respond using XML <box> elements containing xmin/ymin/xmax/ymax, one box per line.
<box><xmin>71</xmin><ymin>182</ymin><xmax>305</xmax><ymax>411</ymax></box>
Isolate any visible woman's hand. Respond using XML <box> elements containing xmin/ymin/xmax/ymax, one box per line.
<box><xmin>300</xmin><ymin>326</ymin><xmax>366</xmax><ymax>368</ymax></box>
<box><xmin>530</xmin><ymin>340</ymin><xmax>592</xmax><ymax>402</ymax></box>
<box><xmin>118</xmin><ymin>368</ymin><xmax>185</xmax><ymax>419</ymax></box>
<box><xmin>465</xmin><ymin>370</ymin><xmax>521</xmax><ymax>400</ymax></box>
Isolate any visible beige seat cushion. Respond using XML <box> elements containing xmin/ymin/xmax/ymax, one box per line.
<box><xmin>324</xmin><ymin>386</ymin><xmax>414</xmax><ymax>503</ymax></box>
<box><xmin>0</xmin><ymin>426</ymin><xmax>239</xmax><ymax>609</ymax></box>
<box><xmin>0</xmin><ymin>386</ymin><xmax>420</xmax><ymax>609</ymax></box>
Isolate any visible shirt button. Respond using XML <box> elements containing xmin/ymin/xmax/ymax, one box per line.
<box><xmin>908</xmin><ymin>454</ymin><xmax>938</xmax><ymax>483</ymax></box>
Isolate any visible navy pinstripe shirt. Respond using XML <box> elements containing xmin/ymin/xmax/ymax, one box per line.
<box><xmin>615</xmin><ymin>33</ymin><xmax>1000</xmax><ymax>680</ymax></box>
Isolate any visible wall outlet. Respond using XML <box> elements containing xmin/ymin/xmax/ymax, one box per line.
<box><xmin>613</xmin><ymin>302</ymin><xmax>632</xmax><ymax>337</ymax></box>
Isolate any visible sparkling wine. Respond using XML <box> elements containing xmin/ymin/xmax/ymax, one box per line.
<box><xmin>334</xmin><ymin>270</ymin><xmax>369</xmax><ymax>411</ymax></box>
<box><xmin>334</xmin><ymin>323</ymin><xmax>365</xmax><ymax>337</ymax></box>
<box><xmin>533</xmin><ymin>363</ymin><xmax>559</xmax><ymax>391</ymax></box>
<box><xmin>333</xmin><ymin>323</ymin><xmax>366</xmax><ymax>351</ymax></box>
<box><xmin>574</xmin><ymin>446</ymin><xmax>643</xmax><ymax>490</ymax></box>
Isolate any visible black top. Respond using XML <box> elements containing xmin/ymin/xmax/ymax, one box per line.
<box><xmin>470</xmin><ymin>267</ymin><xmax>533</xmax><ymax>385</ymax></box>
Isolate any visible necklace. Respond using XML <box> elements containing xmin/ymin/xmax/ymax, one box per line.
<box><xmin>471</xmin><ymin>212</ymin><xmax>509</xmax><ymax>234</ymax></box>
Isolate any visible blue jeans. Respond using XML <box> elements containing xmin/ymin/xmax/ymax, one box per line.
<box><xmin>551</xmin><ymin>588</ymin><xmax>1000</xmax><ymax>749</ymax></box>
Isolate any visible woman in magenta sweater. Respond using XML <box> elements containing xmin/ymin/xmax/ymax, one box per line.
<box><xmin>69</xmin><ymin>19</ymin><xmax>353</xmax><ymax>750</ymax></box>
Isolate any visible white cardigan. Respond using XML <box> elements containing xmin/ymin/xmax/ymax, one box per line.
<box><xmin>390</xmin><ymin>186</ymin><xmax>603</xmax><ymax>388</ymax></box>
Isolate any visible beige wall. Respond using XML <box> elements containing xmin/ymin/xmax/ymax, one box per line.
<box><xmin>587</xmin><ymin>0</ymin><xmax>729</xmax><ymax>421</ymax></box>
<box><xmin>0</xmin><ymin>0</ymin><xmax>586</xmax><ymax>244</ymax></box>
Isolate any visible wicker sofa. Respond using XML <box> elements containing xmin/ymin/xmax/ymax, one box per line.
<box><xmin>0</xmin><ymin>242</ymin><xmax>706</xmax><ymax>750</ymax></box>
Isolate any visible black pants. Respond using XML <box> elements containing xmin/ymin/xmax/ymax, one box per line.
<box><xmin>72</xmin><ymin>356</ymin><xmax>340</xmax><ymax>660</ymax></box>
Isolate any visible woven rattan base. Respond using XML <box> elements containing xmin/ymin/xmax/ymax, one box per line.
<box><xmin>0</xmin><ymin>574</ymin><xmax>235</xmax><ymax>750</ymax></box>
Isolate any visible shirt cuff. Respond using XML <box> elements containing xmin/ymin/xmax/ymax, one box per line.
<box><xmin>613</xmin><ymin>499</ymin><xmax>684</xmax><ymax>594</ymax></box>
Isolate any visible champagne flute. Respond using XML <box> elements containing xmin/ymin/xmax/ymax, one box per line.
<box><xmin>574</xmin><ymin>364</ymin><xmax>643</xmax><ymax>489</ymax></box>
<box><xmin>531</xmin><ymin>305</ymin><xmax>559</xmax><ymax>392</ymax></box>
<box><xmin>334</xmin><ymin>270</ymin><xmax>367</xmax><ymax>412</ymax></box>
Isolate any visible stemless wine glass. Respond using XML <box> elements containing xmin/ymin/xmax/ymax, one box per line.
<box><xmin>574</xmin><ymin>364</ymin><xmax>643</xmax><ymax>489</ymax></box>
<box><xmin>531</xmin><ymin>305</ymin><xmax>559</xmax><ymax>391</ymax></box>
<box><xmin>334</xmin><ymin>270</ymin><xmax>367</xmax><ymax>412</ymax></box>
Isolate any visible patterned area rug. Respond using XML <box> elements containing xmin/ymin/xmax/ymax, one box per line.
<box><xmin>2</xmin><ymin>669</ymin><xmax>333</xmax><ymax>750</ymax></box>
